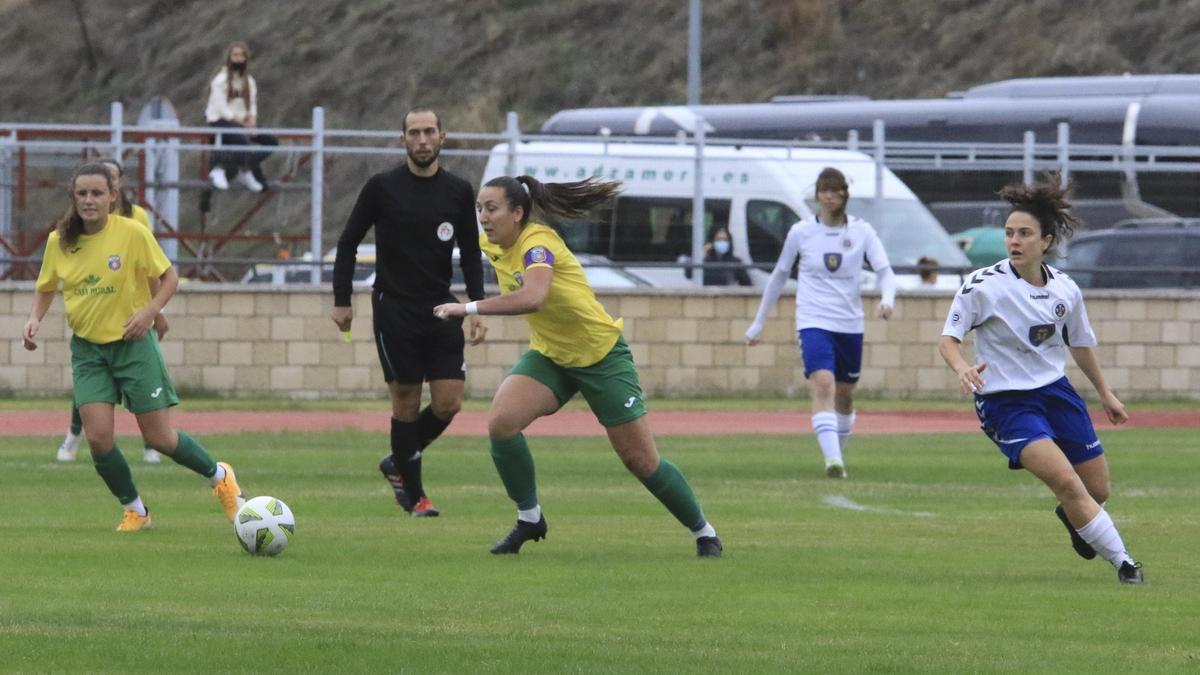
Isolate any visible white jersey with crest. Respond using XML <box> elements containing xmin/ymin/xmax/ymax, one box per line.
<box><xmin>778</xmin><ymin>215</ymin><xmax>892</xmax><ymax>333</ymax></box>
<box><xmin>941</xmin><ymin>260</ymin><xmax>1097</xmax><ymax>394</ymax></box>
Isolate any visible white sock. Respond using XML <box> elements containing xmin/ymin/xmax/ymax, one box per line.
<box><xmin>517</xmin><ymin>504</ymin><xmax>542</xmax><ymax>523</ymax></box>
<box><xmin>691</xmin><ymin>521</ymin><xmax>717</xmax><ymax>539</ymax></box>
<box><xmin>209</xmin><ymin>463</ymin><xmax>226</xmax><ymax>486</ymax></box>
<box><xmin>812</xmin><ymin>411</ymin><xmax>841</xmax><ymax>465</ymax></box>
<box><xmin>836</xmin><ymin>410</ymin><xmax>856</xmax><ymax>453</ymax></box>
<box><xmin>124</xmin><ymin>497</ymin><xmax>147</xmax><ymax>517</ymax></box>
<box><xmin>1076</xmin><ymin>509</ymin><xmax>1135</xmax><ymax>569</ymax></box>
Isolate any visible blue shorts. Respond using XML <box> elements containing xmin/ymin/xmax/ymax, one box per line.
<box><xmin>974</xmin><ymin>376</ymin><xmax>1104</xmax><ymax>470</ymax></box>
<box><xmin>797</xmin><ymin>328</ymin><xmax>863</xmax><ymax>383</ymax></box>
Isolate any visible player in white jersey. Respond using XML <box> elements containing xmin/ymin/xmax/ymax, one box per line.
<box><xmin>938</xmin><ymin>175</ymin><xmax>1142</xmax><ymax>584</ymax></box>
<box><xmin>746</xmin><ymin>168</ymin><xmax>896</xmax><ymax>477</ymax></box>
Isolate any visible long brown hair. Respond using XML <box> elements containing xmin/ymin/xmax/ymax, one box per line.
<box><xmin>55</xmin><ymin>163</ymin><xmax>114</xmax><ymax>251</ymax></box>
<box><xmin>98</xmin><ymin>157</ymin><xmax>133</xmax><ymax>218</ymax></box>
<box><xmin>220</xmin><ymin>41</ymin><xmax>251</xmax><ymax>107</ymax></box>
<box><xmin>997</xmin><ymin>171</ymin><xmax>1078</xmax><ymax>253</ymax></box>
<box><xmin>484</xmin><ymin>175</ymin><xmax>621</xmax><ymax>226</ymax></box>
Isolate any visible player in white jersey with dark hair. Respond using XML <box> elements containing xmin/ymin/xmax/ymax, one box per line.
<box><xmin>938</xmin><ymin>174</ymin><xmax>1142</xmax><ymax>585</ymax></box>
<box><xmin>746</xmin><ymin>167</ymin><xmax>896</xmax><ymax>478</ymax></box>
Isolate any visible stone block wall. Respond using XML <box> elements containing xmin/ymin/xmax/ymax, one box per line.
<box><xmin>1</xmin><ymin>284</ymin><xmax>1197</xmax><ymax>401</ymax></box>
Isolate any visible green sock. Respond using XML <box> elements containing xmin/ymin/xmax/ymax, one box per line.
<box><xmin>639</xmin><ymin>459</ymin><xmax>706</xmax><ymax>531</ymax></box>
<box><xmin>169</xmin><ymin>430</ymin><xmax>218</xmax><ymax>479</ymax></box>
<box><xmin>70</xmin><ymin>403</ymin><xmax>82</xmax><ymax>436</ymax></box>
<box><xmin>490</xmin><ymin>433</ymin><xmax>538</xmax><ymax>509</ymax></box>
<box><xmin>92</xmin><ymin>446</ymin><xmax>139</xmax><ymax>505</ymax></box>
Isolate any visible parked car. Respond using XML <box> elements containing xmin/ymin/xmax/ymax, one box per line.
<box><xmin>952</xmin><ymin>226</ymin><xmax>1007</xmax><ymax>267</ymax></box>
<box><xmin>241</xmin><ymin>244</ymin><xmax>377</xmax><ymax>286</ymax></box>
<box><xmin>1056</xmin><ymin>220</ymin><xmax>1200</xmax><ymax>288</ymax></box>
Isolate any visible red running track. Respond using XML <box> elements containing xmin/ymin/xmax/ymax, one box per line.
<box><xmin>0</xmin><ymin>409</ymin><xmax>1195</xmax><ymax>437</ymax></box>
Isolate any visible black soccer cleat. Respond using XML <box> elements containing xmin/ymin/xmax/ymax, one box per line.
<box><xmin>378</xmin><ymin>456</ymin><xmax>413</xmax><ymax>513</ymax></box>
<box><xmin>489</xmin><ymin>516</ymin><xmax>548</xmax><ymax>555</ymax></box>
<box><xmin>1117</xmin><ymin>560</ymin><xmax>1144</xmax><ymax>585</ymax></box>
<box><xmin>1054</xmin><ymin>504</ymin><xmax>1097</xmax><ymax>560</ymax></box>
<box><xmin>696</xmin><ymin>536</ymin><xmax>723</xmax><ymax>558</ymax></box>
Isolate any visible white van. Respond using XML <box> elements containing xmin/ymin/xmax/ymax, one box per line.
<box><xmin>481</xmin><ymin>141</ymin><xmax>968</xmax><ymax>289</ymax></box>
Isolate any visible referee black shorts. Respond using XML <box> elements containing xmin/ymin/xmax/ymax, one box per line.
<box><xmin>371</xmin><ymin>290</ymin><xmax>466</xmax><ymax>384</ymax></box>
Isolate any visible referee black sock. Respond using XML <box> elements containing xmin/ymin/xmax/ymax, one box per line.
<box><xmin>417</xmin><ymin>405</ymin><xmax>452</xmax><ymax>450</ymax></box>
<box><xmin>390</xmin><ymin>418</ymin><xmax>423</xmax><ymax>501</ymax></box>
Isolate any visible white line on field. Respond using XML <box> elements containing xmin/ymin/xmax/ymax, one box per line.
<box><xmin>822</xmin><ymin>495</ymin><xmax>936</xmax><ymax>518</ymax></box>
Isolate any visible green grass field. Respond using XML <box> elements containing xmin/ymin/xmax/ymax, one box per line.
<box><xmin>2</xmin><ymin>428</ymin><xmax>1197</xmax><ymax>673</ymax></box>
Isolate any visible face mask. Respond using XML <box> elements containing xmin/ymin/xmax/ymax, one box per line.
<box><xmin>229</xmin><ymin>62</ymin><xmax>246</xmax><ymax>74</ymax></box>
<box><xmin>713</xmin><ymin>240</ymin><xmax>731</xmax><ymax>255</ymax></box>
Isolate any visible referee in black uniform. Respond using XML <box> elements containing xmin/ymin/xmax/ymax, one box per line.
<box><xmin>331</xmin><ymin>107</ymin><xmax>487</xmax><ymax>517</ymax></box>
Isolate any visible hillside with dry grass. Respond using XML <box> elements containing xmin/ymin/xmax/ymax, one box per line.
<box><xmin>4</xmin><ymin>0</ymin><xmax>1197</xmax><ymax>130</ymax></box>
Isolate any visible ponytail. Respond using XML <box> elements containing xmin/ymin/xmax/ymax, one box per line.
<box><xmin>484</xmin><ymin>175</ymin><xmax>621</xmax><ymax>226</ymax></box>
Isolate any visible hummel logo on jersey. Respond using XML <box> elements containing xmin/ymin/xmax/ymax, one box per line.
<box><xmin>1029</xmin><ymin>293</ymin><xmax>1049</xmax><ymax>300</ymax></box>
<box><xmin>150</xmin><ymin>387</ymin><xmax>163</xmax><ymax>398</ymax></box>
<box><xmin>81</xmin><ymin>274</ymin><xmax>102</xmax><ymax>287</ymax></box>
<box><xmin>975</xmin><ymin>399</ymin><xmax>985</xmax><ymax>410</ymax></box>
<box><xmin>624</xmin><ymin>396</ymin><xmax>637</xmax><ymax>408</ymax></box>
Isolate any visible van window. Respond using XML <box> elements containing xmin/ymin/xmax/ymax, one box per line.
<box><xmin>609</xmin><ymin>197</ymin><xmax>730</xmax><ymax>262</ymax></box>
<box><xmin>747</xmin><ymin>199</ymin><xmax>799</xmax><ymax>263</ymax></box>
<box><xmin>552</xmin><ymin>208</ymin><xmax>614</xmax><ymax>257</ymax></box>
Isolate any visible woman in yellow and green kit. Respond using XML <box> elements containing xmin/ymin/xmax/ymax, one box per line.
<box><xmin>434</xmin><ymin>175</ymin><xmax>722</xmax><ymax>558</ymax></box>
<box><xmin>23</xmin><ymin>162</ymin><xmax>245</xmax><ymax>532</ymax></box>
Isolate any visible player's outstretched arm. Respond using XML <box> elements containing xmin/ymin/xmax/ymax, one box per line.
<box><xmin>938</xmin><ymin>335</ymin><xmax>987</xmax><ymax>396</ymax></box>
<box><xmin>435</xmin><ymin>267</ymin><xmax>552</xmax><ymax>320</ymax></box>
<box><xmin>1070</xmin><ymin>346</ymin><xmax>1128</xmax><ymax>424</ymax></box>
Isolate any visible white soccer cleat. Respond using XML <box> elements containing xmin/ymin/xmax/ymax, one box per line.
<box><xmin>824</xmin><ymin>459</ymin><xmax>847</xmax><ymax>479</ymax></box>
<box><xmin>56</xmin><ymin>432</ymin><xmax>82</xmax><ymax>462</ymax></box>
<box><xmin>143</xmin><ymin>448</ymin><xmax>162</xmax><ymax>464</ymax></box>
<box><xmin>208</xmin><ymin>167</ymin><xmax>230</xmax><ymax>190</ymax></box>
<box><xmin>235</xmin><ymin>170</ymin><xmax>264</xmax><ymax>192</ymax></box>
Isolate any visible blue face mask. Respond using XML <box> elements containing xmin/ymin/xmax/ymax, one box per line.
<box><xmin>713</xmin><ymin>240</ymin><xmax>731</xmax><ymax>255</ymax></box>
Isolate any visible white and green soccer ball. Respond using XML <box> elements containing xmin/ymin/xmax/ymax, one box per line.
<box><xmin>234</xmin><ymin>496</ymin><xmax>295</xmax><ymax>556</ymax></box>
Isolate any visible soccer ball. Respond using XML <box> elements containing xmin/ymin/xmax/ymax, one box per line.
<box><xmin>234</xmin><ymin>496</ymin><xmax>295</xmax><ymax>556</ymax></box>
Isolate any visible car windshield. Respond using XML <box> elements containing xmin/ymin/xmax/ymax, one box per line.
<box><xmin>806</xmin><ymin>198</ymin><xmax>970</xmax><ymax>267</ymax></box>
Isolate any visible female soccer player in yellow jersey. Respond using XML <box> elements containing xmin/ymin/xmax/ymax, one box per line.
<box><xmin>22</xmin><ymin>163</ymin><xmax>245</xmax><ymax>532</ymax></box>
<box><xmin>433</xmin><ymin>175</ymin><xmax>722</xmax><ymax>557</ymax></box>
<box><xmin>56</xmin><ymin>157</ymin><xmax>168</xmax><ymax>464</ymax></box>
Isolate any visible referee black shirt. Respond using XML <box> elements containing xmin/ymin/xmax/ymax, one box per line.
<box><xmin>333</xmin><ymin>164</ymin><xmax>484</xmax><ymax>307</ymax></box>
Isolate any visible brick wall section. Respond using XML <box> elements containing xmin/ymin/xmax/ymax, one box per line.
<box><xmin>2</xmin><ymin>284</ymin><xmax>1198</xmax><ymax>400</ymax></box>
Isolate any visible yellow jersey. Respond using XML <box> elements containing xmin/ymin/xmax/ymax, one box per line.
<box><xmin>35</xmin><ymin>214</ymin><xmax>172</xmax><ymax>344</ymax></box>
<box><xmin>480</xmin><ymin>224</ymin><xmax>623</xmax><ymax>367</ymax></box>
<box><xmin>129</xmin><ymin>204</ymin><xmax>152</xmax><ymax>230</ymax></box>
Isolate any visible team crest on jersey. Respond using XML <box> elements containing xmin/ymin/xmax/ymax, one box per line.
<box><xmin>436</xmin><ymin>222</ymin><xmax>454</xmax><ymax>242</ymax></box>
<box><xmin>824</xmin><ymin>252</ymin><xmax>843</xmax><ymax>272</ymax></box>
<box><xmin>107</xmin><ymin>255</ymin><xmax>121</xmax><ymax>271</ymax></box>
<box><xmin>1053</xmin><ymin>302</ymin><xmax>1066</xmax><ymax>318</ymax></box>
<box><xmin>1028</xmin><ymin>323</ymin><xmax>1056</xmax><ymax>346</ymax></box>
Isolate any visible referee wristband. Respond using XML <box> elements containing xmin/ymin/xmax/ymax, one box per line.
<box><xmin>465</xmin><ymin>301</ymin><xmax>480</xmax><ymax>315</ymax></box>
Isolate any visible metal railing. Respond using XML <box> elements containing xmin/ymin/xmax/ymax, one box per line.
<box><xmin>7</xmin><ymin>104</ymin><xmax>1200</xmax><ymax>284</ymax></box>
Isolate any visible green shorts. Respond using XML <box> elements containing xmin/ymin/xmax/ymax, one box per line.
<box><xmin>511</xmin><ymin>336</ymin><xmax>648</xmax><ymax>427</ymax></box>
<box><xmin>71</xmin><ymin>333</ymin><xmax>180</xmax><ymax>414</ymax></box>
